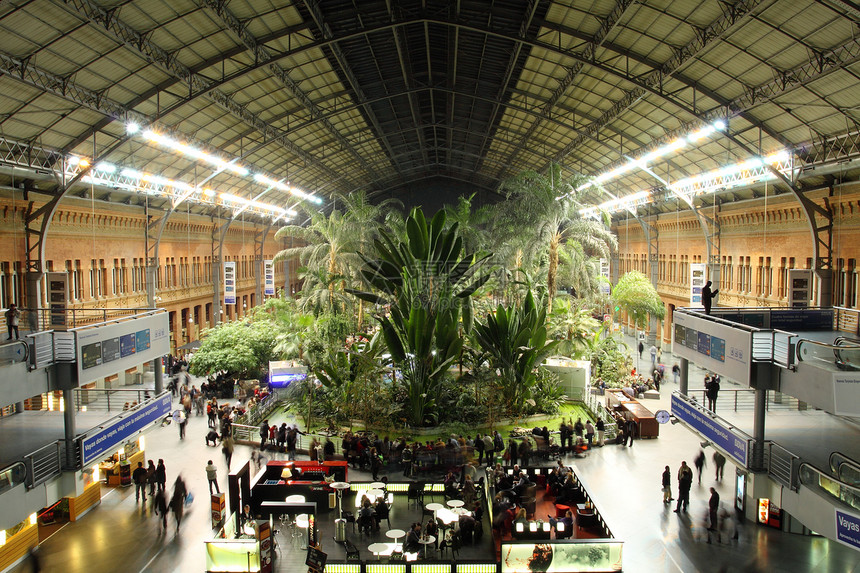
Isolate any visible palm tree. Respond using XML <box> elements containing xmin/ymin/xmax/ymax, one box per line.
<box><xmin>274</xmin><ymin>207</ymin><xmax>360</xmax><ymax>314</ymax></box>
<box><xmin>498</xmin><ymin>164</ymin><xmax>616</xmax><ymax>311</ymax></box>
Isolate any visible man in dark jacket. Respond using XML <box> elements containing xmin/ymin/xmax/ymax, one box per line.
<box><xmin>132</xmin><ymin>462</ymin><xmax>148</xmax><ymax>502</ymax></box>
<box><xmin>702</xmin><ymin>281</ymin><xmax>719</xmax><ymax>314</ymax></box>
<box><xmin>662</xmin><ymin>465</ymin><xmax>673</xmax><ymax>503</ymax></box>
<box><xmin>674</xmin><ymin>462</ymin><xmax>693</xmax><ymax>512</ymax></box>
<box><xmin>708</xmin><ymin>487</ymin><xmax>720</xmax><ymax>531</ymax></box>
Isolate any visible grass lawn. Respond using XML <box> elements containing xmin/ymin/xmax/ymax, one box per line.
<box><xmin>279</xmin><ymin>402</ymin><xmax>600</xmax><ymax>443</ymax></box>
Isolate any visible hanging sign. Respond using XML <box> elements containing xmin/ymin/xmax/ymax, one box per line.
<box><xmin>264</xmin><ymin>260</ymin><xmax>275</xmax><ymax>296</ymax></box>
<box><xmin>690</xmin><ymin>263</ymin><xmax>707</xmax><ymax>307</ymax></box>
<box><xmin>599</xmin><ymin>258</ymin><xmax>611</xmax><ymax>295</ymax></box>
<box><xmin>224</xmin><ymin>261</ymin><xmax>236</xmax><ymax>305</ymax></box>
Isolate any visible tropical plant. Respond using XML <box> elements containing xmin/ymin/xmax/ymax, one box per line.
<box><xmin>611</xmin><ymin>270</ymin><xmax>665</xmax><ymax>328</ymax></box>
<box><xmin>472</xmin><ymin>290</ymin><xmax>559</xmax><ymax>418</ymax></box>
<box><xmin>547</xmin><ymin>296</ymin><xmax>602</xmax><ymax>359</ymax></box>
<box><xmin>348</xmin><ymin>208</ymin><xmax>491</xmax><ymax>426</ymax></box>
<box><xmin>189</xmin><ymin>319</ymin><xmax>275</xmax><ymax>379</ymax></box>
<box><xmin>498</xmin><ymin>164</ymin><xmax>617</xmax><ymax>310</ymax></box>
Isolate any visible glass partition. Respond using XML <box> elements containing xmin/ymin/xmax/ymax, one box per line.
<box><xmin>501</xmin><ymin>540</ymin><xmax>622</xmax><ymax>572</ymax></box>
<box><xmin>799</xmin><ymin>463</ymin><xmax>860</xmax><ymax>512</ymax></box>
<box><xmin>204</xmin><ymin>538</ymin><xmax>260</xmax><ymax>572</ymax></box>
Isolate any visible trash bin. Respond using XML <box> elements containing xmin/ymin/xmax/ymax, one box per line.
<box><xmin>335</xmin><ymin>518</ymin><xmax>347</xmax><ymax>543</ymax></box>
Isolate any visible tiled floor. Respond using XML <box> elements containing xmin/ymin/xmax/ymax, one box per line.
<box><xmin>7</xmin><ymin>336</ymin><xmax>860</xmax><ymax>573</ymax></box>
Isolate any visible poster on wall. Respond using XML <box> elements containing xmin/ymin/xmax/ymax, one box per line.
<box><xmin>101</xmin><ymin>337</ymin><xmax>121</xmax><ymax>363</ymax></box>
<box><xmin>224</xmin><ymin>261</ymin><xmax>236</xmax><ymax>305</ymax></box>
<box><xmin>690</xmin><ymin>263</ymin><xmax>707</xmax><ymax>307</ymax></box>
<box><xmin>672</xmin><ymin>310</ymin><xmax>752</xmax><ymax>385</ymax></box>
<box><xmin>264</xmin><ymin>259</ymin><xmax>275</xmax><ymax>296</ymax></box>
<box><xmin>120</xmin><ymin>333</ymin><xmax>136</xmax><ymax>357</ymax></box>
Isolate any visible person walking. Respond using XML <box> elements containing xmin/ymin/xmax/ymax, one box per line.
<box><xmin>585</xmin><ymin>420</ymin><xmax>595</xmax><ymax>448</ymax></box>
<box><xmin>132</xmin><ymin>461</ymin><xmax>148</xmax><ymax>502</ymax></box>
<box><xmin>662</xmin><ymin>465</ymin><xmax>673</xmax><ymax>504</ymax></box>
<box><xmin>694</xmin><ymin>450</ymin><xmax>706</xmax><ymax>484</ymax></box>
<box><xmin>625</xmin><ymin>418</ymin><xmax>637</xmax><ymax>447</ymax></box>
<box><xmin>170</xmin><ymin>481</ymin><xmax>185</xmax><ymax>533</ymax></box>
<box><xmin>649</xmin><ymin>345</ymin><xmax>657</xmax><ymax>368</ymax></box>
<box><xmin>222</xmin><ymin>433</ymin><xmax>234</xmax><ymax>470</ymax></box>
<box><xmin>146</xmin><ymin>459</ymin><xmax>157</xmax><ymax>497</ymax></box>
<box><xmin>596</xmin><ymin>418</ymin><xmax>605</xmax><ymax>446</ymax></box>
<box><xmin>155</xmin><ymin>459</ymin><xmax>167</xmax><ymax>492</ymax></box>
<box><xmin>154</xmin><ymin>488</ymin><xmax>169</xmax><ymax>530</ymax></box>
<box><xmin>259</xmin><ymin>419</ymin><xmax>269</xmax><ymax>449</ymax></box>
<box><xmin>672</xmin><ymin>363</ymin><xmax>680</xmax><ymax>384</ymax></box>
<box><xmin>702</xmin><ymin>281</ymin><xmax>719</xmax><ymax>315</ymax></box>
<box><xmin>206</xmin><ymin>460</ymin><xmax>220</xmax><ymax>494</ymax></box>
<box><xmin>638</xmin><ymin>340</ymin><xmax>644</xmax><ymax>358</ymax></box>
<box><xmin>483</xmin><ymin>433</ymin><xmax>495</xmax><ymax>467</ymax></box>
<box><xmin>674</xmin><ymin>462</ymin><xmax>693</xmax><ymax>512</ymax></box>
<box><xmin>713</xmin><ymin>450</ymin><xmax>726</xmax><ymax>481</ymax></box>
<box><xmin>708</xmin><ymin>487</ymin><xmax>720</xmax><ymax>532</ymax></box>
<box><xmin>475</xmin><ymin>432</ymin><xmax>484</xmax><ymax>464</ymax></box>
<box><xmin>5</xmin><ymin>303</ymin><xmax>20</xmax><ymax>340</ymax></box>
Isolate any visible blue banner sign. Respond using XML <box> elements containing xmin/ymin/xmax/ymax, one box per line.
<box><xmin>82</xmin><ymin>393</ymin><xmax>172</xmax><ymax>465</ymax></box>
<box><xmin>671</xmin><ymin>393</ymin><xmax>748</xmax><ymax>466</ymax></box>
<box><xmin>836</xmin><ymin>509</ymin><xmax>860</xmax><ymax>551</ymax></box>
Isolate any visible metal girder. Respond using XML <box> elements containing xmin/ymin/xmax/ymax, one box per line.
<box><xmin>61</xmin><ymin>0</ymin><xmax>347</xmax><ymax>192</ymax></box>
<box><xmin>502</xmin><ymin>0</ymin><xmax>635</xmax><ymax>174</ymax></box>
<box><xmin>821</xmin><ymin>0</ymin><xmax>860</xmax><ymax>24</ymax></box>
<box><xmin>798</xmin><ymin>129</ymin><xmax>860</xmax><ymax>166</ymax></box>
<box><xmin>473</xmin><ymin>0</ymin><xmax>542</xmax><ymax>172</ymax></box>
<box><xmin>552</xmin><ymin>0</ymin><xmax>767</xmax><ymax>165</ymax></box>
<box><xmin>0</xmin><ymin>50</ymin><xmax>146</xmax><ymax>127</ymax></box>
<box><xmin>300</xmin><ymin>0</ymin><xmax>400</xmax><ymax>177</ymax></box>
<box><xmin>198</xmin><ymin>0</ymin><xmax>379</xmax><ymax>184</ymax></box>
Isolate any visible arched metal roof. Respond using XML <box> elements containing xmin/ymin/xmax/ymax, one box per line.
<box><xmin>0</xmin><ymin>0</ymin><xmax>858</xmax><ymax>217</ymax></box>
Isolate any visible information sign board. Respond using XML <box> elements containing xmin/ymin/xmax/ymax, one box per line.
<box><xmin>82</xmin><ymin>393</ymin><xmax>172</xmax><ymax>465</ymax></box>
<box><xmin>671</xmin><ymin>394</ymin><xmax>748</xmax><ymax>466</ymax></box>
<box><xmin>672</xmin><ymin>311</ymin><xmax>752</xmax><ymax>385</ymax></box>
<box><xmin>224</xmin><ymin>262</ymin><xmax>236</xmax><ymax>305</ymax></box>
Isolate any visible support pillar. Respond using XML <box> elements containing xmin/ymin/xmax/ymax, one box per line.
<box><xmin>63</xmin><ymin>387</ymin><xmax>76</xmax><ymax>468</ymax></box>
<box><xmin>153</xmin><ymin>357</ymin><xmax>163</xmax><ymax>395</ymax></box>
<box><xmin>25</xmin><ymin>271</ymin><xmax>43</xmax><ymax>332</ymax></box>
<box><xmin>679</xmin><ymin>357</ymin><xmax>689</xmax><ymax>395</ymax></box>
<box><xmin>15</xmin><ymin>402</ymin><xmax>24</xmax><ymax>413</ymax></box>
<box><xmin>816</xmin><ymin>268</ymin><xmax>833</xmax><ymax>308</ymax></box>
<box><xmin>752</xmin><ymin>388</ymin><xmax>767</xmax><ymax>471</ymax></box>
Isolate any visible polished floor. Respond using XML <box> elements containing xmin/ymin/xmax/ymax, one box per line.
<box><xmin>8</xmin><ymin>344</ymin><xmax>860</xmax><ymax>573</ymax></box>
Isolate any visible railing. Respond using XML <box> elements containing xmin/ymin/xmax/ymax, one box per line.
<box><xmin>764</xmin><ymin>441</ymin><xmax>800</xmax><ymax>490</ymax></box>
<box><xmin>28</xmin><ymin>330</ymin><xmax>56</xmax><ymax>369</ymax></box>
<box><xmin>830</xmin><ymin>451</ymin><xmax>860</xmax><ymax>487</ymax></box>
<box><xmin>24</xmin><ymin>441</ymin><xmax>64</xmax><ymax>488</ymax></box>
<box><xmin>0</xmin><ymin>461</ymin><xmax>27</xmax><ymax>494</ymax></box>
<box><xmin>799</xmin><ymin>462</ymin><xmax>860</xmax><ymax>513</ymax></box>
<box><xmin>833</xmin><ymin>306</ymin><xmax>860</xmax><ymax>334</ymax></box>
<box><xmin>3</xmin><ymin>306</ymin><xmax>158</xmax><ymax>333</ymax></box>
<box><xmin>796</xmin><ymin>337</ymin><xmax>860</xmax><ymax>371</ymax></box>
<box><xmin>72</xmin><ymin>388</ymin><xmax>156</xmax><ymax>412</ymax></box>
<box><xmin>686</xmin><ymin>387</ymin><xmax>801</xmax><ymax>412</ymax></box>
<box><xmin>233</xmin><ymin>388</ymin><xmax>285</xmax><ymax>427</ymax></box>
<box><xmin>584</xmin><ymin>388</ymin><xmax>617</xmax><ymax>439</ymax></box>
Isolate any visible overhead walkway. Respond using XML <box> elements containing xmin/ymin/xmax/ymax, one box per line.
<box><xmin>670</xmin><ymin>306</ymin><xmax>860</xmax><ymax>550</ymax></box>
<box><xmin>0</xmin><ymin>308</ymin><xmax>171</xmax><ymax>531</ymax></box>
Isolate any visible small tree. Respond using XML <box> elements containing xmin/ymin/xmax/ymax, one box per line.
<box><xmin>611</xmin><ymin>270</ymin><xmax>665</xmax><ymax>329</ymax></box>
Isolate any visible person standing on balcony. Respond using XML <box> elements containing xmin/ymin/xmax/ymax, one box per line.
<box><xmin>5</xmin><ymin>303</ymin><xmax>20</xmax><ymax>340</ymax></box>
<box><xmin>702</xmin><ymin>281</ymin><xmax>719</xmax><ymax>315</ymax></box>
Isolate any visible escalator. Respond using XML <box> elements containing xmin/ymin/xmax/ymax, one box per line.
<box><xmin>780</xmin><ymin>450</ymin><xmax>860</xmax><ymax>546</ymax></box>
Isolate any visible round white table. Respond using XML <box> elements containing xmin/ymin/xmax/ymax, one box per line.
<box><xmin>425</xmin><ymin>502</ymin><xmax>444</xmax><ymax>514</ymax></box>
<box><xmin>370</xmin><ymin>481</ymin><xmax>386</xmax><ymax>490</ymax></box>
<box><xmin>418</xmin><ymin>535</ymin><xmax>436</xmax><ymax>558</ymax></box>
<box><xmin>446</xmin><ymin>499</ymin><xmax>465</xmax><ymax>508</ymax></box>
<box><xmin>286</xmin><ymin>494</ymin><xmax>306</xmax><ymax>503</ymax></box>
<box><xmin>386</xmin><ymin>528</ymin><xmax>406</xmax><ymax>545</ymax></box>
<box><xmin>368</xmin><ymin>542</ymin><xmax>389</xmax><ymax>560</ymax></box>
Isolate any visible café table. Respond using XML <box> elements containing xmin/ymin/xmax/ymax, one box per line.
<box><xmin>446</xmin><ymin>499</ymin><xmax>465</xmax><ymax>509</ymax></box>
<box><xmin>368</xmin><ymin>542</ymin><xmax>389</xmax><ymax>560</ymax></box>
<box><xmin>418</xmin><ymin>535</ymin><xmax>436</xmax><ymax>559</ymax></box>
<box><xmin>386</xmin><ymin>528</ymin><xmax>406</xmax><ymax>545</ymax></box>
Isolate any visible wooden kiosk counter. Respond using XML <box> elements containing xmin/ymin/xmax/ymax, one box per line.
<box><xmin>606</xmin><ymin>389</ymin><xmax>659</xmax><ymax>438</ymax></box>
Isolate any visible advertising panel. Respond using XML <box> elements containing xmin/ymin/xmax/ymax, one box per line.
<box><xmin>788</xmin><ymin>268</ymin><xmax>813</xmax><ymax>308</ymax></box>
<box><xmin>672</xmin><ymin>311</ymin><xmax>752</xmax><ymax>385</ymax></box>
<box><xmin>833</xmin><ymin>374</ymin><xmax>860</xmax><ymax>417</ymax></box>
<box><xmin>671</xmin><ymin>393</ymin><xmax>748</xmax><ymax>466</ymax></box>
<box><xmin>82</xmin><ymin>393</ymin><xmax>172</xmax><ymax>465</ymax></box>
<box><xmin>264</xmin><ymin>259</ymin><xmax>275</xmax><ymax>296</ymax></box>
<box><xmin>835</xmin><ymin>508</ymin><xmax>860</xmax><ymax>551</ymax></box>
<box><xmin>75</xmin><ymin>312</ymin><xmax>169</xmax><ymax>386</ymax></box>
<box><xmin>690</xmin><ymin>263</ymin><xmax>707</xmax><ymax>307</ymax></box>
<box><xmin>501</xmin><ymin>541</ymin><xmax>623</xmax><ymax>572</ymax></box>
<box><xmin>224</xmin><ymin>261</ymin><xmax>236</xmax><ymax>305</ymax></box>
<box><xmin>599</xmin><ymin>258</ymin><xmax>611</xmax><ymax>296</ymax></box>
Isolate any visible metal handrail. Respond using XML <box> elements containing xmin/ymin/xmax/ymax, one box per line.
<box><xmin>796</xmin><ymin>337</ymin><xmax>860</xmax><ymax>370</ymax></box>
<box><xmin>830</xmin><ymin>451</ymin><xmax>860</xmax><ymax>487</ymax></box>
<box><xmin>0</xmin><ymin>461</ymin><xmax>27</xmax><ymax>494</ymax></box>
<box><xmin>686</xmin><ymin>387</ymin><xmax>801</xmax><ymax>412</ymax></box>
<box><xmin>2</xmin><ymin>306</ymin><xmax>160</xmax><ymax>332</ymax></box>
<box><xmin>764</xmin><ymin>441</ymin><xmax>800</xmax><ymax>490</ymax></box>
<box><xmin>798</xmin><ymin>461</ymin><xmax>860</xmax><ymax>513</ymax></box>
<box><xmin>72</xmin><ymin>388</ymin><xmax>156</xmax><ymax>412</ymax></box>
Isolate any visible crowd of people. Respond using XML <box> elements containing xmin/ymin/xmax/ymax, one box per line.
<box><xmin>665</xmin><ymin>449</ymin><xmax>735</xmax><ymax>544</ymax></box>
